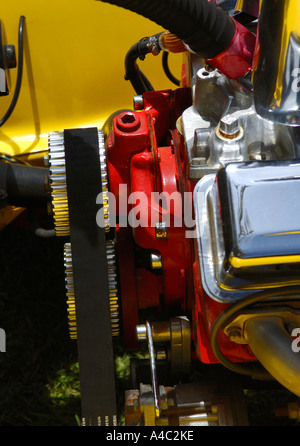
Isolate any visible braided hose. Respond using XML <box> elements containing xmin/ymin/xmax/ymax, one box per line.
<box><xmin>99</xmin><ymin>0</ymin><xmax>236</xmax><ymax>59</ymax></box>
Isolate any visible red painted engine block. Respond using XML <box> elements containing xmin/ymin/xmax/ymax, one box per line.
<box><xmin>106</xmin><ymin>88</ymin><xmax>256</xmax><ymax>364</ymax></box>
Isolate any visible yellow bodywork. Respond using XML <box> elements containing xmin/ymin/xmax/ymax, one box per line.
<box><xmin>0</xmin><ymin>0</ymin><xmax>180</xmax><ymax>158</ymax></box>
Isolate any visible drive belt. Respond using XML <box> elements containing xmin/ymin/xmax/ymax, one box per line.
<box><xmin>64</xmin><ymin>127</ymin><xmax>117</xmax><ymax>426</ymax></box>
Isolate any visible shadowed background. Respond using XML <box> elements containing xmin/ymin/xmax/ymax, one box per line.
<box><xmin>0</xmin><ymin>222</ymin><xmax>298</xmax><ymax>426</ymax></box>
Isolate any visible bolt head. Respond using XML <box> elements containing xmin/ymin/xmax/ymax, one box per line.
<box><xmin>151</xmin><ymin>252</ymin><xmax>162</xmax><ymax>269</ymax></box>
<box><xmin>227</xmin><ymin>326</ymin><xmax>245</xmax><ymax>344</ymax></box>
<box><xmin>44</xmin><ymin>155</ymin><xmax>49</xmax><ymax>167</ymax></box>
<box><xmin>191</xmin><ymin>157</ymin><xmax>206</xmax><ymax>166</ymax></box>
<box><xmin>136</xmin><ymin>324</ymin><xmax>147</xmax><ymax>341</ymax></box>
<box><xmin>219</xmin><ymin>114</ymin><xmax>240</xmax><ymax>136</ymax></box>
<box><xmin>155</xmin><ymin>222</ymin><xmax>168</xmax><ymax>239</ymax></box>
<box><xmin>133</xmin><ymin>95</ymin><xmax>144</xmax><ymax>110</ymax></box>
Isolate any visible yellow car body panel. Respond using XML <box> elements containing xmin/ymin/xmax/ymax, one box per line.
<box><xmin>0</xmin><ymin>0</ymin><xmax>180</xmax><ymax>157</ymax></box>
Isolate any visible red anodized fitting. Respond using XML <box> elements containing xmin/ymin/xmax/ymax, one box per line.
<box><xmin>205</xmin><ymin>20</ymin><xmax>256</xmax><ymax>79</ymax></box>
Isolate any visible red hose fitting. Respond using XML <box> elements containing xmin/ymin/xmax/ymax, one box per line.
<box><xmin>205</xmin><ymin>20</ymin><xmax>256</xmax><ymax>79</ymax></box>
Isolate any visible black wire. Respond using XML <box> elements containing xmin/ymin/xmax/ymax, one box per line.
<box><xmin>0</xmin><ymin>16</ymin><xmax>25</xmax><ymax>127</ymax></box>
<box><xmin>162</xmin><ymin>52</ymin><xmax>180</xmax><ymax>87</ymax></box>
<box><xmin>124</xmin><ymin>34</ymin><xmax>161</xmax><ymax>94</ymax></box>
<box><xmin>27</xmin><ymin>207</ymin><xmax>56</xmax><ymax>238</ymax></box>
<box><xmin>139</xmin><ymin>69</ymin><xmax>154</xmax><ymax>92</ymax></box>
<box><xmin>210</xmin><ymin>286</ymin><xmax>300</xmax><ymax>380</ymax></box>
<box><xmin>0</xmin><ymin>151</ymin><xmax>29</xmax><ymax>165</ymax></box>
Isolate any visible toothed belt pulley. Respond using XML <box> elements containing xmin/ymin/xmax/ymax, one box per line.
<box><xmin>48</xmin><ymin>127</ymin><xmax>118</xmax><ymax>426</ymax></box>
<box><xmin>48</xmin><ymin>128</ymin><xmax>119</xmax><ymax>339</ymax></box>
<box><xmin>64</xmin><ymin>240</ymin><xmax>119</xmax><ymax>339</ymax></box>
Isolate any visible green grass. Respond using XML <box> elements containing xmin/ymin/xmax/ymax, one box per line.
<box><xmin>0</xmin><ymin>223</ymin><xmax>81</xmax><ymax>425</ymax></box>
<box><xmin>0</xmin><ymin>222</ymin><xmax>147</xmax><ymax>426</ymax></box>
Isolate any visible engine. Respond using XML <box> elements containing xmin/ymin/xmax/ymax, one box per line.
<box><xmin>1</xmin><ymin>0</ymin><xmax>300</xmax><ymax>427</ymax></box>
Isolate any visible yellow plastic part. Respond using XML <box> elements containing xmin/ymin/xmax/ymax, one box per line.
<box><xmin>229</xmin><ymin>253</ymin><xmax>300</xmax><ymax>269</ymax></box>
<box><xmin>0</xmin><ymin>0</ymin><xmax>181</xmax><ymax>158</ymax></box>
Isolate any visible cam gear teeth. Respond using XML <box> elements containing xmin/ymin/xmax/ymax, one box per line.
<box><xmin>98</xmin><ymin>130</ymin><xmax>110</xmax><ymax>234</ymax></box>
<box><xmin>64</xmin><ymin>240</ymin><xmax>120</xmax><ymax>339</ymax></box>
<box><xmin>64</xmin><ymin>242</ymin><xmax>77</xmax><ymax>339</ymax></box>
<box><xmin>48</xmin><ymin>131</ymin><xmax>69</xmax><ymax>237</ymax></box>
<box><xmin>48</xmin><ymin>129</ymin><xmax>110</xmax><ymax>236</ymax></box>
<box><xmin>106</xmin><ymin>239</ymin><xmax>120</xmax><ymax>337</ymax></box>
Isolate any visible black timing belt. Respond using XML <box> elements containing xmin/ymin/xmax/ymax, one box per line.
<box><xmin>64</xmin><ymin>127</ymin><xmax>117</xmax><ymax>426</ymax></box>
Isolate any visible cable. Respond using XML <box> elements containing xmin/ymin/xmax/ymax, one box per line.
<box><xmin>124</xmin><ymin>36</ymin><xmax>159</xmax><ymax>94</ymax></box>
<box><xmin>210</xmin><ymin>286</ymin><xmax>300</xmax><ymax>380</ymax></box>
<box><xmin>0</xmin><ymin>16</ymin><xmax>25</xmax><ymax>127</ymax></box>
<box><xmin>0</xmin><ymin>151</ymin><xmax>29</xmax><ymax>165</ymax></box>
<box><xmin>162</xmin><ymin>52</ymin><xmax>180</xmax><ymax>87</ymax></box>
<box><xmin>27</xmin><ymin>208</ymin><xmax>56</xmax><ymax>238</ymax></box>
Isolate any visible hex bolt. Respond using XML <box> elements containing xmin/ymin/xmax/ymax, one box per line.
<box><xmin>151</xmin><ymin>252</ymin><xmax>162</xmax><ymax>269</ymax></box>
<box><xmin>136</xmin><ymin>324</ymin><xmax>147</xmax><ymax>341</ymax></box>
<box><xmin>227</xmin><ymin>326</ymin><xmax>244</xmax><ymax>344</ymax></box>
<box><xmin>133</xmin><ymin>95</ymin><xmax>144</xmax><ymax>110</ymax></box>
<box><xmin>156</xmin><ymin>350</ymin><xmax>167</xmax><ymax>361</ymax></box>
<box><xmin>155</xmin><ymin>222</ymin><xmax>168</xmax><ymax>239</ymax></box>
<box><xmin>219</xmin><ymin>114</ymin><xmax>240</xmax><ymax>138</ymax></box>
<box><xmin>191</xmin><ymin>157</ymin><xmax>207</xmax><ymax>166</ymax></box>
<box><xmin>116</xmin><ymin>112</ymin><xmax>141</xmax><ymax>133</ymax></box>
<box><xmin>44</xmin><ymin>155</ymin><xmax>49</xmax><ymax>167</ymax></box>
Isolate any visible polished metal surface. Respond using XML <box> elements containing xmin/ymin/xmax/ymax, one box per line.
<box><xmin>48</xmin><ymin>131</ymin><xmax>70</xmax><ymax>236</ymax></box>
<box><xmin>217</xmin><ymin>0</ymin><xmax>238</xmax><ymax>15</ymax></box>
<box><xmin>146</xmin><ymin>321</ymin><xmax>160</xmax><ymax>418</ymax></box>
<box><xmin>245</xmin><ymin>316</ymin><xmax>300</xmax><ymax>397</ymax></box>
<box><xmin>253</xmin><ymin>0</ymin><xmax>300</xmax><ymax>125</ymax></box>
<box><xmin>193</xmin><ymin>174</ymin><xmax>252</xmax><ymax>303</ymax></box>
<box><xmin>182</xmin><ymin>58</ymin><xmax>296</xmax><ymax>181</ymax></box>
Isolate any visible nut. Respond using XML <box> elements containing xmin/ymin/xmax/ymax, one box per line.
<box><xmin>219</xmin><ymin>114</ymin><xmax>240</xmax><ymax>138</ymax></box>
<box><xmin>133</xmin><ymin>95</ymin><xmax>144</xmax><ymax>110</ymax></box>
<box><xmin>227</xmin><ymin>326</ymin><xmax>245</xmax><ymax>344</ymax></box>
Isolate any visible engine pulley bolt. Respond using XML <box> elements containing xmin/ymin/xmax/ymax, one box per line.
<box><xmin>155</xmin><ymin>222</ymin><xmax>168</xmax><ymax>239</ymax></box>
<box><xmin>156</xmin><ymin>350</ymin><xmax>167</xmax><ymax>361</ymax></box>
<box><xmin>133</xmin><ymin>95</ymin><xmax>144</xmax><ymax>110</ymax></box>
<box><xmin>151</xmin><ymin>252</ymin><xmax>162</xmax><ymax>269</ymax></box>
<box><xmin>219</xmin><ymin>114</ymin><xmax>241</xmax><ymax>139</ymax></box>
<box><xmin>227</xmin><ymin>326</ymin><xmax>244</xmax><ymax>344</ymax></box>
<box><xmin>136</xmin><ymin>324</ymin><xmax>147</xmax><ymax>341</ymax></box>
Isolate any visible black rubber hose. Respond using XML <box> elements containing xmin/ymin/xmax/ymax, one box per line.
<box><xmin>124</xmin><ymin>38</ymin><xmax>156</xmax><ymax>94</ymax></box>
<box><xmin>99</xmin><ymin>0</ymin><xmax>236</xmax><ymax>59</ymax></box>
<box><xmin>0</xmin><ymin>162</ymin><xmax>50</xmax><ymax>207</ymax></box>
<box><xmin>162</xmin><ymin>52</ymin><xmax>180</xmax><ymax>86</ymax></box>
